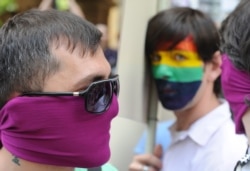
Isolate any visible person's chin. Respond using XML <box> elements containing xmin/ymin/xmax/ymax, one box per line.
<box><xmin>93</xmin><ymin>144</ymin><xmax>111</xmax><ymax>166</ymax></box>
<box><xmin>161</xmin><ymin>98</ymin><xmax>190</xmax><ymax>111</ymax></box>
<box><xmin>172</xmin><ymin>100</ymin><xmax>195</xmax><ymax>113</ymax></box>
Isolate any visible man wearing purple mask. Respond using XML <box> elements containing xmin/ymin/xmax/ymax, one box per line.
<box><xmin>220</xmin><ymin>0</ymin><xmax>250</xmax><ymax>170</ymax></box>
<box><xmin>0</xmin><ymin>9</ymin><xmax>119</xmax><ymax>171</ymax></box>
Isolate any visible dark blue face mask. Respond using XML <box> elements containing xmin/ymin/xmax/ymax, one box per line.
<box><xmin>154</xmin><ymin>79</ymin><xmax>201</xmax><ymax>110</ymax></box>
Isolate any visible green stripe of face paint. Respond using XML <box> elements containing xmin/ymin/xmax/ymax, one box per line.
<box><xmin>152</xmin><ymin>64</ymin><xmax>203</xmax><ymax>82</ymax></box>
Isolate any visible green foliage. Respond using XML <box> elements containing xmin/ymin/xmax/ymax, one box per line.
<box><xmin>0</xmin><ymin>0</ymin><xmax>18</xmax><ymax>15</ymax></box>
<box><xmin>0</xmin><ymin>0</ymin><xmax>18</xmax><ymax>26</ymax></box>
<box><xmin>55</xmin><ymin>0</ymin><xmax>69</xmax><ymax>11</ymax></box>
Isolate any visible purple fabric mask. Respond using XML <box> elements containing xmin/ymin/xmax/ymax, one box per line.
<box><xmin>0</xmin><ymin>95</ymin><xmax>119</xmax><ymax>168</ymax></box>
<box><xmin>221</xmin><ymin>54</ymin><xmax>250</xmax><ymax>134</ymax></box>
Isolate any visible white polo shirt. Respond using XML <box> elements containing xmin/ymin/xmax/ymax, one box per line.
<box><xmin>162</xmin><ymin>100</ymin><xmax>248</xmax><ymax>171</ymax></box>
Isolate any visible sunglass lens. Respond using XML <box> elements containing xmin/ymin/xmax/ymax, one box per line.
<box><xmin>86</xmin><ymin>82</ymin><xmax>112</xmax><ymax>113</ymax></box>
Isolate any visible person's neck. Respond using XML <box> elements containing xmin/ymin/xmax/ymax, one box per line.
<box><xmin>173</xmin><ymin>93</ymin><xmax>220</xmax><ymax>131</ymax></box>
<box><xmin>242</xmin><ymin>109</ymin><xmax>250</xmax><ymax>146</ymax></box>
<box><xmin>0</xmin><ymin>147</ymin><xmax>74</xmax><ymax>171</ymax></box>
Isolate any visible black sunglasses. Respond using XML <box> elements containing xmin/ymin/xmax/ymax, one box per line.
<box><xmin>23</xmin><ymin>75</ymin><xmax>119</xmax><ymax>114</ymax></box>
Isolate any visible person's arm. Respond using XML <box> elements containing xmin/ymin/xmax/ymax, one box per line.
<box><xmin>242</xmin><ymin>109</ymin><xmax>250</xmax><ymax>145</ymax></box>
<box><xmin>69</xmin><ymin>0</ymin><xmax>85</xmax><ymax>19</ymax></box>
<box><xmin>38</xmin><ymin>0</ymin><xmax>53</xmax><ymax>10</ymax></box>
<box><xmin>129</xmin><ymin>145</ymin><xmax>163</xmax><ymax>171</ymax></box>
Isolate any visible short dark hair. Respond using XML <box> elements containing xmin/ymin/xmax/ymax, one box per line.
<box><xmin>0</xmin><ymin>9</ymin><xmax>102</xmax><ymax>107</ymax></box>
<box><xmin>145</xmin><ymin>7</ymin><xmax>221</xmax><ymax>96</ymax></box>
<box><xmin>220</xmin><ymin>0</ymin><xmax>250</xmax><ymax>72</ymax></box>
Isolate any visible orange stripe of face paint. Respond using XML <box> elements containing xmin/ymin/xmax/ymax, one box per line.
<box><xmin>156</xmin><ymin>36</ymin><xmax>197</xmax><ymax>52</ymax></box>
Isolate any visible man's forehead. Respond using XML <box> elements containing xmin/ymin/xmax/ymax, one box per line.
<box><xmin>155</xmin><ymin>36</ymin><xmax>197</xmax><ymax>52</ymax></box>
<box><xmin>51</xmin><ymin>38</ymin><xmax>88</xmax><ymax>59</ymax></box>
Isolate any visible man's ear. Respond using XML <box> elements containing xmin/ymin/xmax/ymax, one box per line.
<box><xmin>9</xmin><ymin>92</ymin><xmax>20</xmax><ymax>100</ymax></box>
<box><xmin>207</xmin><ymin>50</ymin><xmax>222</xmax><ymax>82</ymax></box>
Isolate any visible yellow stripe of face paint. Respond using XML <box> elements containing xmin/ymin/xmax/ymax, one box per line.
<box><xmin>151</xmin><ymin>50</ymin><xmax>203</xmax><ymax>68</ymax></box>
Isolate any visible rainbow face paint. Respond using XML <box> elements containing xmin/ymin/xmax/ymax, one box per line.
<box><xmin>151</xmin><ymin>37</ymin><xmax>204</xmax><ymax>110</ymax></box>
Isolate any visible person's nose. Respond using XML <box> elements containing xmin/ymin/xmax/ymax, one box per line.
<box><xmin>152</xmin><ymin>64</ymin><xmax>173</xmax><ymax>80</ymax></box>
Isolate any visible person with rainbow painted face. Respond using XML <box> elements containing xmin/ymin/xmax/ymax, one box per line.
<box><xmin>0</xmin><ymin>9</ymin><xmax>119</xmax><ymax>171</ymax></box>
<box><xmin>129</xmin><ymin>7</ymin><xmax>247</xmax><ymax>171</ymax></box>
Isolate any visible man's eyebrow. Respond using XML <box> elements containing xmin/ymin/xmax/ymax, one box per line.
<box><xmin>92</xmin><ymin>75</ymin><xmax>106</xmax><ymax>82</ymax></box>
<box><xmin>74</xmin><ymin>75</ymin><xmax>106</xmax><ymax>91</ymax></box>
<box><xmin>109</xmin><ymin>72</ymin><xmax>115</xmax><ymax>78</ymax></box>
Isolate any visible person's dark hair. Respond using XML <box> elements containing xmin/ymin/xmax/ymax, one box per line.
<box><xmin>0</xmin><ymin>9</ymin><xmax>102</xmax><ymax>107</ymax></box>
<box><xmin>220</xmin><ymin>0</ymin><xmax>250</xmax><ymax>72</ymax></box>
<box><xmin>145</xmin><ymin>7</ymin><xmax>221</xmax><ymax>96</ymax></box>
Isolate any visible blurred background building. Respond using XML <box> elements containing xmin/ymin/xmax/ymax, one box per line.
<box><xmin>0</xmin><ymin>0</ymin><xmax>120</xmax><ymax>49</ymax></box>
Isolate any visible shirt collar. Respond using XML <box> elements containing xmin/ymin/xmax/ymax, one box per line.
<box><xmin>169</xmin><ymin>100</ymin><xmax>231</xmax><ymax>146</ymax></box>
